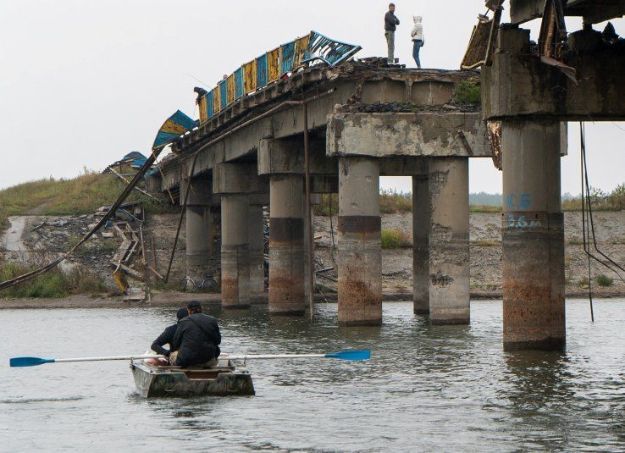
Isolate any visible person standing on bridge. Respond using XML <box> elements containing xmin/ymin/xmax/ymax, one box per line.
<box><xmin>385</xmin><ymin>3</ymin><xmax>400</xmax><ymax>64</ymax></box>
<box><xmin>411</xmin><ymin>16</ymin><xmax>425</xmax><ymax>69</ymax></box>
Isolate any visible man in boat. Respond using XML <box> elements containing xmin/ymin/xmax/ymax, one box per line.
<box><xmin>169</xmin><ymin>301</ymin><xmax>221</xmax><ymax>368</ymax></box>
<box><xmin>147</xmin><ymin>307</ymin><xmax>189</xmax><ymax>365</ymax></box>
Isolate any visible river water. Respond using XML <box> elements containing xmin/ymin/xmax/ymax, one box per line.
<box><xmin>2</xmin><ymin>300</ymin><xmax>625</xmax><ymax>452</ymax></box>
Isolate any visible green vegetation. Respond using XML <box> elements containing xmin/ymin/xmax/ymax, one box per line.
<box><xmin>563</xmin><ymin>185</ymin><xmax>625</xmax><ymax>211</ymax></box>
<box><xmin>381</xmin><ymin>229</ymin><xmax>411</xmax><ymax>249</ymax></box>
<box><xmin>596</xmin><ymin>274</ymin><xmax>614</xmax><ymax>287</ymax></box>
<box><xmin>0</xmin><ymin>261</ymin><xmax>107</xmax><ymax>298</ymax></box>
<box><xmin>314</xmin><ymin>192</ymin><xmax>501</xmax><ymax>216</ymax></box>
<box><xmin>453</xmin><ymin>80</ymin><xmax>481</xmax><ymax>105</ymax></box>
<box><xmin>379</xmin><ymin>190</ymin><xmax>412</xmax><ymax>214</ymax></box>
<box><xmin>470</xmin><ymin>205</ymin><xmax>501</xmax><ymax>213</ymax></box>
<box><xmin>314</xmin><ymin>194</ymin><xmax>338</xmax><ymax>216</ymax></box>
<box><xmin>0</xmin><ymin>170</ymin><xmax>172</xmax><ymax>230</ymax></box>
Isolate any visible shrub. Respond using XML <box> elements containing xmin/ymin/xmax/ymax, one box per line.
<box><xmin>381</xmin><ymin>229</ymin><xmax>411</xmax><ymax>249</ymax></box>
<box><xmin>453</xmin><ymin>80</ymin><xmax>481</xmax><ymax>105</ymax></box>
<box><xmin>596</xmin><ymin>274</ymin><xmax>614</xmax><ymax>287</ymax></box>
<box><xmin>379</xmin><ymin>190</ymin><xmax>412</xmax><ymax>214</ymax></box>
<box><xmin>0</xmin><ymin>261</ymin><xmax>107</xmax><ymax>298</ymax></box>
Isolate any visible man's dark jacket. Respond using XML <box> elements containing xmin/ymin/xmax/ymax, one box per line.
<box><xmin>151</xmin><ymin>324</ymin><xmax>177</xmax><ymax>356</ymax></box>
<box><xmin>385</xmin><ymin>11</ymin><xmax>400</xmax><ymax>31</ymax></box>
<box><xmin>171</xmin><ymin>313</ymin><xmax>221</xmax><ymax>367</ymax></box>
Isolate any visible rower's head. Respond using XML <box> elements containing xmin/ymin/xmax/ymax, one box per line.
<box><xmin>187</xmin><ymin>301</ymin><xmax>203</xmax><ymax>315</ymax></box>
<box><xmin>176</xmin><ymin>307</ymin><xmax>188</xmax><ymax>321</ymax></box>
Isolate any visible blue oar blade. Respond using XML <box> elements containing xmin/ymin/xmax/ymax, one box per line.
<box><xmin>10</xmin><ymin>357</ymin><xmax>55</xmax><ymax>368</ymax></box>
<box><xmin>324</xmin><ymin>349</ymin><xmax>371</xmax><ymax>361</ymax></box>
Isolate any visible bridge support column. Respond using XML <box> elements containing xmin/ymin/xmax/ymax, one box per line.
<box><xmin>184</xmin><ymin>178</ymin><xmax>217</xmax><ymax>291</ymax></box>
<box><xmin>338</xmin><ymin>157</ymin><xmax>382</xmax><ymax>326</ymax></box>
<box><xmin>221</xmin><ymin>194</ymin><xmax>250</xmax><ymax>309</ymax></box>
<box><xmin>412</xmin><ymin>174</ymin><xmax>430</xmax><ymax>315</ymax></box>
<box><xmin>248</xmin><ymin>202</ymin><xmax>266</xmax><ymax>304</ymax></box>
<box><xmin>502</xmin><ymin>121</ymin><xmax>565</xmax><ymax>351</ymax></box>
<box><xmin>269</xmin><ymin>175</ymin><xmax>305</xmax><ymax>315</ymax></box>
<box><xmin>428</xmin><ymin>158</ymin><xmax>470</xmax><ymax>325</ymax></box>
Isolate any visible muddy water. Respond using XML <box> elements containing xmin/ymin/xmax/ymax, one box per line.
<box><xmin>2</xmin><ymin>300</ymin><xmax>625</xmax><ymax>452</ymax></box>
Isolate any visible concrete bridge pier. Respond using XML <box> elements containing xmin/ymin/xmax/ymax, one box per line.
<box><xmin>268</xmin><ymin>175</ymin><xmax>306</xmax><ymax>315</ymax></box>
<box><xmin>220</xmin><ymin>194</ymin><xmax>251</xmax><ymax>309</ymax></box>
<box><xmin>183</xmin><ymin>178</ymin><xmax>218</xmax><ymax>291</ymax></box>
<box><xmin>214</xmin><ymin>163</ymin><xmax>268</xmax><ymax>309</ymax></box>
<box><xmin>248</xmin><ymin>199</ymin><xmax>267</xmax><ymax>304</ymax></box>
<box><xmin>428</xmin><ymin>157</ymin><xmax>470</xmax><ymax>325</ymax></box>
<box><xmin>412</xmin><ymin>174</ymin><xmax>430</xmax><ymax>315</ymax></box>
<box><xmin>501</xmin><ymin>121</ymin><xmax>565</xmax><ymax>351</ymax></box>
<box><xmin>337</xmin><ymin>157</ymin><xmax>382</xmax><ymax>326</ymax></box>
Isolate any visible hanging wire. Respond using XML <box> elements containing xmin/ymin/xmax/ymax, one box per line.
<box><xmin>580</xmin><ymin>123</ymin><xmax>594</xmax><ymax>322</ymax></box>
<box><xmin>580</xmin><ymin>122</ymin><xmax>625</xmax><ymax>281</ymax></box>
<box><xmin>579</xmin><ymin>122</ymin><xmax>625</xmax><ymax>323</ymax></box>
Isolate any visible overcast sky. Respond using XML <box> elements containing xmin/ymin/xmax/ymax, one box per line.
<box><xmin>1</xmin><ymin>1</ymin><xmax>623</xmax><ymax>195</ymax></box>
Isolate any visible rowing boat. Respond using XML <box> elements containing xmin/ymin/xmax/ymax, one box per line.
<box><xmin>130</xmin><ymin>358</ymin><xmax>255</xmax><ymax>398</ymax></box>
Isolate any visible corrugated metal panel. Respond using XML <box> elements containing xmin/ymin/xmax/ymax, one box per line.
<box><xmin>294</xmin><ymin>34</ymin><xmax>311</xmax><ymax>68</ymax></box>
<box><xmin>213</xmin><ymin>87</ymin><xmax>221</xmax><ymax>114</ymax></box>
<box><xmin>219</xmin><ymin>80</ymin><xmax>228</xmax><ymax>110</ymax></box>
<box><xmin>227</xmin><ymin>74</ymin><xmax>236</xmax><ymax>104</ymax></box>
<box><xmin>234</xmin><ymin>67</ymin><xmax>244</xmax><ymax>99</ymax></box>
<box><xmin>304</xmin><ymin>31</ymin><xmax>362</xmax><ymax>67</ymax></box>
<box><xmin>243</xmin><ymin>60</ymin><xmax>257</xmax><ymax>94</ymax></box>
<box><xmin>206</xmin><ymin>91</ymin><xmax>214</xmax><ymax>118</ymax></box>
<box><xmin>153</xmin><ymin>110</ymin><xmax>197</xmax><ymax>149</ymax></box>
<box><xmin>193</xmin><ymin>31</ymin><xmax>361</xmax><ymax>123</ymax></box>
<box><xmin>280</xmin><ymin>41</ymin><xmax>296</xmax><ymax>74</ymax></box>
<box><xmin>256</xmin><ymin>53</ymin><xmax>268</xmax><ymax>88</ymax></box>
<box><xmin>267</xmin><ymin>47</ymin><xmax>281</xmax><ymax>82</ymax></box>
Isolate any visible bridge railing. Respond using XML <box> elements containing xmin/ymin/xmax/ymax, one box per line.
<box><xmin>197</xmin><ymin>31</ymin><xmax>361</xmax><ymax>124</ymax></box>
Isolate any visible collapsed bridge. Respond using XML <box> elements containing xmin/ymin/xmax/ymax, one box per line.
<box><xmin>148</xmin><ymin>30</ymin><xmax>490</xmax><ymax>327</ymax></box>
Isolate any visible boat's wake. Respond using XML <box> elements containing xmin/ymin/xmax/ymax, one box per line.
<box><xmin>0</xmin><ymin>396</ymin><xmax>85</xmax><ymax>404</ymax></box>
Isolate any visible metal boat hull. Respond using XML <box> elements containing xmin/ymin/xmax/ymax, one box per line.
<box><xmin>131</xmin><ymin>360</ymin><xmax>255</xmax><ymax>398</ymax></box>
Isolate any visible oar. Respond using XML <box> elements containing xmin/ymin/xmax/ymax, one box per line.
<box><xmin>10</xmin><ymin>354</ymin><xmax>165</xmax><ymax>368</ymax></box>
<box><xmin>225</xmin><ymin>349</ymin><xmax>371</xmax><ymax>362</ymax></box>
<box><xmin>10</xmin><ymin>349</ymin><xmax>370</xmax><ymax>368</ymax></box>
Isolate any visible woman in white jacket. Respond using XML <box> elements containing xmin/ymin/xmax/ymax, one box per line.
<box><xmin>411</xmin><ymin>16</ymin><xmax>424</xmax><ymax>69</ymax></box>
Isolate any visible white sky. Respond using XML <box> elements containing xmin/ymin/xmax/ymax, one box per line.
<box><xmin>0</xmin><ymin>0</ymin><xmax>623</xmax><ymax>195</ymax></box>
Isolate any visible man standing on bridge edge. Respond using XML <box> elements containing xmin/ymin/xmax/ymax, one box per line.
<box><xmin>385</xmin><ymin>3</ymin><xmax>400</xmax><ymax>64</ymax></box>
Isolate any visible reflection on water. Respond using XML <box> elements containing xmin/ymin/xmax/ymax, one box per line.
<box><xmin>2</xmin><ymin>300</ymin><xmax>625</xmax><ymax>451</ymax></box>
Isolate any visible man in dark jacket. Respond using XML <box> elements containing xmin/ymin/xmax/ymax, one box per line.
<box><xmin>170</xmin><ymin>301</ymin><xmax>221</xmax><ymax>368</ymax></box>
<box><xmin>385</xmin><ymin>3</ymin><xmax>400</xmax><ymax>64</ymax></box>
<box><xmin>150</xmin><ymin>307</ymin><xmax>188</xmax><ymax>359</ymax></box>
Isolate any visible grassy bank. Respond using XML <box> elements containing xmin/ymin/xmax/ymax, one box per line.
<box><xmin>0</xmin><ymin>261</ymin><xmax>107</xmax><ymax>298</ymax></box>
<box><xmin>0</xmin><ymin>171</ymin><xmax>171</xmax><ymax>229</ymax></box>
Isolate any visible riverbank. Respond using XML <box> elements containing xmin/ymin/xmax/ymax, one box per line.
<box><xmin>3</xmin><ymin>290</ymin><xmax>624</xmax><ymax>310</ymax></box>
<box><xmin>2</xmin><ymin>210</ymin><xmax>625</xmax><ymax>305</ymax></box>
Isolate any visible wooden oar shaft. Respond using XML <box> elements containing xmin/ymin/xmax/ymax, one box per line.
<box><xmin>54</xmin><ymin>354</ymin><xmax>165</xmax><ymax>363</ymax></box>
